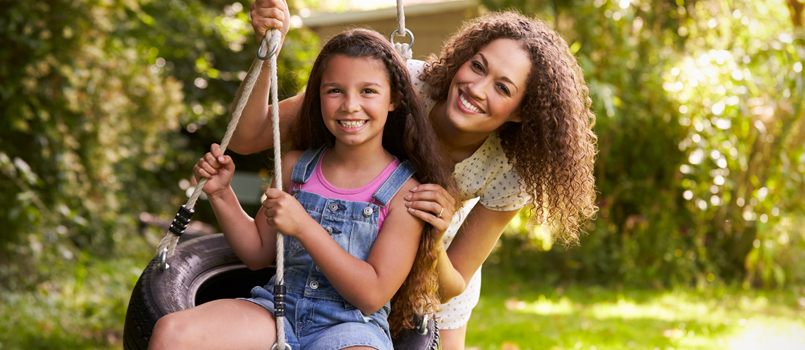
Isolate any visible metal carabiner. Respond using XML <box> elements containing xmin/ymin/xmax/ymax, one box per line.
<box><xmin>389</xmin><ymin>28</ymin><xmax>415</xmax><ymax>48</ymax></box>
<box><xmin>158</xmin><ymin>247</ymin><xmax>170</xmax><ymax>271</ymax></box>
<box><xmin>258</xmin><ymin>30</ymin><xmax>282</xmax><ymax>60</ymax></box>
<box><xmin>271</xmin><ymin>343</ymin><xmax>292</xmax><ymax>350</ymax></box>
<box><xmin>416</xmin><ymin>313</ymin><xmax>430</xmax><ymax>335</ymax></box>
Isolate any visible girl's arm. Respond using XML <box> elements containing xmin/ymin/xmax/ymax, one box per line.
<box><xmin>437</xmin><ymin>206</ymin><xmax>518</xmax><ymax>301</ymax></box>
<box><xmin>313</xmin><ymin>179</ymin><xmax>424</xmax><ymax>314</ymax></box>
<box><xmin>264</xmin><ymin>177</ymin><xmax>424</xmax><ymax>315</ymax></box>
<box><xmin>208</xmin><ymin>186</ymin><xmax>277</xmax><ymax>270</ymax></box>
<box><xmin>193</xmin><ymin>144</ymin><xmax>278</xmax><ymax>269</ymax></box>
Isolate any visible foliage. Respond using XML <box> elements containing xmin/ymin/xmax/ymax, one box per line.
<box><xmin>0</xmin><ymin>0</ymin><xmax>187</xmax><ymax>288</ymax></box>
<box><xmin>487</xmin><ymin>0</ymin><xmax>805</xmax><ymax>287</ymax></box>
<box><xmin>0</xmin><ymin>239</ymin><xmax>153</xmax><ymax>349</ymax></box>
<box><xmin>0</xmin><ymin>0</ymin><xmax>317</xmax><ymax>288</ymax></box>
<box><xmin>664</xmin><ymin>0</ymin><xmax>804</xmax><ymax>287</ymax></box>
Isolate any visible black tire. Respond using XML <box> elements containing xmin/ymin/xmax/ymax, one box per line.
<box><xmin>123</xmin><ymin>234</ymin><xmax>273</xmax><ymax>350</ymax></box>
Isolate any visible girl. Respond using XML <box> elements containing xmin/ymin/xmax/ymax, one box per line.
<box><xmin>149</xmin><ymin>28</ymin><xmax>453</xmax><ymax>350</ymax></box>
<box><xmin>238</xmin><ymin>3</ymin><xmax>598</xmax><ymax>349</ymax></box>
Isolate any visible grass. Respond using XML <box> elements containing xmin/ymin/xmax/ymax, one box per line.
<box><xmin>1</xmin><ymin>240</ymin><xmax>803</xmax><ymax>349</ymax></box>
<box><xmin>466</xmin><ymin>269</ymin><xmax>805</xmax><ymax>350</ymax></box>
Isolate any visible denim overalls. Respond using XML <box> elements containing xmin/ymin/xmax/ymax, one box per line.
<box><xmin>245</xmin><ymin>147</ymin><xmax>415</xmax><ymax>350</ymax></box>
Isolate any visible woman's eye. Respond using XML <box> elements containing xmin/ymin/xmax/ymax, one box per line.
<box><xmin>471</xmin><ymin>60</ymin><xmax>484</xmax><ymax>72</ymax></box>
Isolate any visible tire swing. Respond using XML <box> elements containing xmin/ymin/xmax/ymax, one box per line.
<box><xmin>124</xmin><ymin>1</ymin><xmax>438</xmax><ymax>348</ymax></box>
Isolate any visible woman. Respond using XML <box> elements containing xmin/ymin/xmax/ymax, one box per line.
<box><xmin>233</xmin><ymin>1</ymin><xmax>597</xmax><ymax>348</ymax></box>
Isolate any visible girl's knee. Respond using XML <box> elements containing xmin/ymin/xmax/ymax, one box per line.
<box><xmin>150</xmin><ymin>312</ymin><xmax>194</xmax><ymax>349</ymax></box>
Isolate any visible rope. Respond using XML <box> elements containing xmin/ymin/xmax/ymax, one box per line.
<box><xmin>155</xmin><ymin>56</ymin><xmax>266</xmax><ymax>266</ymax></box>
<box><xmin>392</xmin><ymin>0</ymin><xmax>413</xmax><ymax>60</ymax></box>
<box><xmin>156</xmin><ymin>31</ymin><xmax>279</xmax><ymax>267</ymax></box>
<box><xmin>155</xmin><ymin>28</ymin><xmax>289</xmax><ymax>349</ymax></box>
<box><xmin>155</xmin><ymin>30</ymin><xmax>289</xmax><ymax>350</ymax></box>
<box><xmin>266</xmin><ymin>29</ymin><xmax>290</xmax><ymax>350</ymax></box>
<box><xmin>396</xmin><ymin>0</ymin><xmax>406</xmax><ymax>36</ymax></box>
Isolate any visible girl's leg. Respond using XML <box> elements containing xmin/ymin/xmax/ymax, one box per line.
<box><xmin>149</xmin><ymin>299</ymin><xmax>277</xmax><ymax>350</ymax></box>
<box><xmin>439</xmin><ymin>326</ymin><xmax>468</xmax><ymax>350</ymax></box>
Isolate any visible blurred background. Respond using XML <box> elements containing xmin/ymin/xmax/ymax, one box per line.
<box><xmin>1</xmin><ymin>0</ymin><xmax>803</xmax><ymax>348</ymax></box>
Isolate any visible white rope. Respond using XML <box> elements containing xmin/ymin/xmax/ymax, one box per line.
<box><xmin>392</xmin><ymin>0</ymin><xmax>413</xmax><ymax>60</ymax></box>
<box><xmin>155</xmin><ymin>28</ymin><xmax>289</xmax><ymax>349</ymax></box>
<box><xmin>396</xmin><ymin>0</ymin><xmax>406</xmax><ymax>36</ymax></box>
<box><xmin>266</xmin><ymin>29</ymin><xmax>289</xmax><ymax>350</ymax></box>
<box><xmin>155</xmin><ymin>54</ymin><xmax>268</xmax><ymax>264</ymax></box>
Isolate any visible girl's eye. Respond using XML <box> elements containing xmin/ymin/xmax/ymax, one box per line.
<box><xmin>496</xmin><ymin>83</ymin><xmax>511</xmax><ymax>96</ymax></box>
<box><xmin>325</xmin><ymin>88</ymin><xmax>342</xmax><ymax>94</ymax></box>
<box><xmin>362</xmin><ymin>88</ymin><xmax>378</xmax><ymax>94</ymax></box>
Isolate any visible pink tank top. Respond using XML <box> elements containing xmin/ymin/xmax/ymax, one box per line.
<box><xmin>300</xmin><ymin>152</ymin><xmax>401</xmax><ymax>227</ymax></box>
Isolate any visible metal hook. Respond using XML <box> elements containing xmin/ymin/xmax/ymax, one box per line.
<box><xmin>258</xmin><ymin>30</ymin><xmax>282</xmax><ymax>60</ymax></box>
<box><xmin>271</xmin><ymin>343</ymin><xmax>292</xmax><ymax>350</ymax></box>
<box><xmin>158</xmin><ymin>247</ymin><xmax>170</xmax><ymax>271</ymax></box>
<box><xmin>389</xmin><ymin>28</ymin><xmax>415</xmax><ymax>48</ymax></box>
<box><xmin>416</xmin><ymin>313</ymin><xmax>430</xmax><ymax>335</ymax></box>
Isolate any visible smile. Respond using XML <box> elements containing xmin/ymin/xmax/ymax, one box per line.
<box><xmin>338</xmin><ymin>120</ymin><xmax>367</xmax><ymax>128</ymax></box>
<box><xmin>458</xmin><ymin>92</ymin><xmax>484</xmax><ymax>114</ymax></box>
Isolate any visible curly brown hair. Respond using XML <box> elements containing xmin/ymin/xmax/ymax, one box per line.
<box><xmin>290</xmin><ymin>28</ymin><xmax>455</xmax><ymax>335</ymax></box>
<box><xmin>421</xmin><ymin>12</ymin><xmax>598</xmax><ymax>243</ymax></box>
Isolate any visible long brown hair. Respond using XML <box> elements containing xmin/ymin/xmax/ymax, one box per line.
<box><xmin>290</xmin><ymin>28</ymin><xmax>454</xmax><ymax>335</ymax></box>
<box><xmin>422</xmin><ymin>12</ymin><xmax>598</xmax><ymax>243</ymax></box>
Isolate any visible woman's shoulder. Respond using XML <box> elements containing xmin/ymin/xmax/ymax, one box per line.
<box><xmin>406</xmin><ymin>59</ymin><xmax>435</xmax><ymax>109</ymax></box>
<box><xmin>456</xmin><ymin>133</ymin><xmax>511</xmax><ymax>174</ymax></box>
<box><xmin>453</xmin><ymin>134</ymin><xmax>529</xmax><ymax>210</ymax></box>
<box><xmin>406</xmin><ymin>59</ymin><xmax>426</xmax><ymax>76</ymax></box>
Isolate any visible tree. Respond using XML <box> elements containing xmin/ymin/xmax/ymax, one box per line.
<box><xmin>0</xmin><ymin>0</ymin><xmax>318</xmax><ymax>286</ymax></box>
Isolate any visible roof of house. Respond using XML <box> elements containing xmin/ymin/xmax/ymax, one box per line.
<box><xmin>301</xmin><ymin>0</ymin><xmax>477</xmax><ymax>28</ymax></box>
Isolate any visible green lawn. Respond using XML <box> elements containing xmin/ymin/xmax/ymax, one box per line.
<box><xmin>466</xmin><ymin>271</ymin><xmax>805</xmax><ymax>350</ymax></box>
<box><xmin>1</xmin><ymin>242</ymin><xmax>803</xmax><ymax>349</ymax></box>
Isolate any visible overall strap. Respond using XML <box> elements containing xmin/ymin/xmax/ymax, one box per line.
<box><xmin>290</xmin><ymin>146</ymin><xmax>327</xmax><ymax>185</ymax></box>
<box><xmin>372</xmin><ymin>160</ymin><xmax>415</xmax><ymax>206</ymax></box>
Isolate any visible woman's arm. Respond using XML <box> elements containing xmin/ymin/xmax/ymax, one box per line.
<box><xmin>438</xmin><ymin>206</ymin><xmax>518</xmax><ymax>301</ymax></box>
<box><xmin>229</xmin><ymin>93</ymin><xmax>304</xmax><ymax>154</ymax></box>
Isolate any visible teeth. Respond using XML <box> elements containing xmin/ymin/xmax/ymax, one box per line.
<box><xmin>339</xmin><ymin>120</ymin><xmax>366</xmax><ymax>128</ymax></box>
<box><xmin>459</xmin><ymin>94</ymin><xmax>482</xmax><ymax>113</ymax></box>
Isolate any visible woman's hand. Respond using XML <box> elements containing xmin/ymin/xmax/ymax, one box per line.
<box><xmin>192</xmin><ymin>143</ymin><xmax>234</xmax><ymax>198</ymax></box>
<box><xmin>262</xmin><ymin>188</ymin><xmax>310</xmax><ymax>237</ymax></box>
<box><xmin>404</xmin><ymin>184</ymin><xmax>457</xmax><ymax>233</ymax></box>
<box><xmin>250</xmin><ymin>0</ymin><xmax>290</xmax><ymax>44</ymax></box>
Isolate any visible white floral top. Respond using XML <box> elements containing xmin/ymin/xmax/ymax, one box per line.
<box><xmin>407</xmin><ymin>59</ymin><xmax>530</xmax><ymax>328</ymax></box>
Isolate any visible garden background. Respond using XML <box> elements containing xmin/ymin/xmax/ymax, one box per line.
<box><xmin>1</xmin><ymin>0</ymin><xmax>803</xmax><ymax>349</ymax></box>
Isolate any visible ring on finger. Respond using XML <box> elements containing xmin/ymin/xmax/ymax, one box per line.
<box><xmin>437</xmin><ymin>206</ymin><xmax>444</xmax><ymax>218</ymax></box>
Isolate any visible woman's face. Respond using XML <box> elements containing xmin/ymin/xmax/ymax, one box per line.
<box><xmin>442</xmin><ymin>38</ymin><xmax>532</xmax><ymax>136</ymax></box>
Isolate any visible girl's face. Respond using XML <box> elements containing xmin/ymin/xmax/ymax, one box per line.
<box><xmin>443</xmin><ymin>38</ymin><xmax>531</xmax><ymax>136</ymax></box>
<box><xmin>319</xmin><ymin>55</ymin><xmax>395</xmax><ymax>148</ymax></box>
